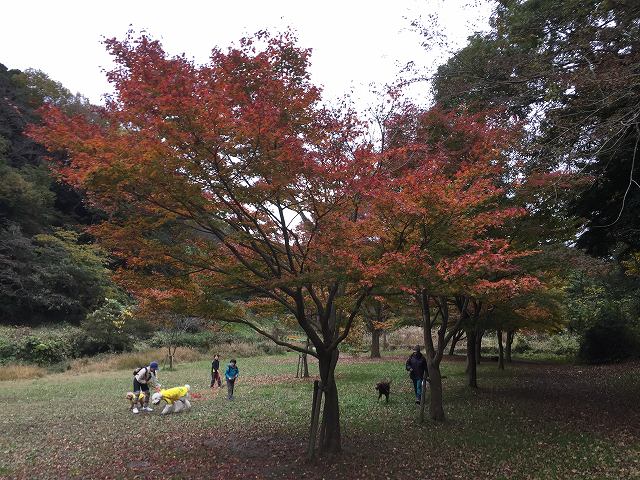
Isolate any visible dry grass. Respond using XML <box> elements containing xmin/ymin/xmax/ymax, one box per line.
<box><xmin>0</xmin><ymin>364</ymin><xmax>47</xmax><ymax>381</ymax></box>
<box><xmin>68</xmin><ymin>347</ymin><xmax>209</xmax><ymax>374</ymax></box>
<box><xmin>3</xmin><ymin>341</ymin><xmax>284</xmax><ymax>380</ymax></box>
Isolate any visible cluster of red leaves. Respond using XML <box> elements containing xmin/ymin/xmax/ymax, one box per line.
<box><xmin>354</xmin><ymin>109</ymin><xmax>542</xmax><ymax>304</ymax></box>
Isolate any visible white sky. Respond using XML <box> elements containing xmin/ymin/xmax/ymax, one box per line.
<box><xmin>1</xmin><ymin>0</ymin><xmax>492</xmax><ymax>111</ymax></box>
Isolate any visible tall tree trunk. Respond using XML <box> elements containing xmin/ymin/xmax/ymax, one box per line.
<box><xmin>318</xmin><ymin>349</ymin><xmax>341</xmax><ymax>454</ymax></box>
<box><xmin>505</xmin><ymin>330</ymin><xmax>515</xmax><ymax>363</ymax></box>
<box><xmin>382</xmin><ymin>331</ymin><xmax>389</xmax><ymax>351</ymax></box>
<box><xmin>466</xmin><ymin>330</ymin><xmax>478</xmax><ymax>388</ymax></box>
<box><xmin>420</xmin><ymin>291</ymin><xmax>447</xmax><ymax>422</ymax></box>
<box><xmin>497</xmin><ymin>329</ymin><xmax>504</xmax><ymax>370</ymax></box>
<box><xmin>475</xmin><ymin>329</ymin><xmax>484</xmax><ymax>364</ymax></box>
<box><xmin>426</xmin><ymin>359</ymin><xmax>445</xmax><ymax>421</ymax></box>
<box><xmin>370</xmin><ymin>329</ymin><xmax>381</xmax><ymax>358</ymax></box>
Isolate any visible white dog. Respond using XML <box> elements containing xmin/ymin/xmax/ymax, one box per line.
<box><xmin>151</xmin><ymin>384</ymin><xmax>192</xmax><ymax>415</ymax></box>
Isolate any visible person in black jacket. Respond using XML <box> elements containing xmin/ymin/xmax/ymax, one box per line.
<box><xmin>406</xmin><ymin>345</ymin><xmax>428</xmax><ymax>404</ymax></box>
<box><xmin>210</xmin><ymin>354</ymin><xmax>222</xmax><ymax>388</ymax></box>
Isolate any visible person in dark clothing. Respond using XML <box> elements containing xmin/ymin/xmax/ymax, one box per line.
<box><xmin>210</xmin><ymin>354</ymin><xmax>222</xmax><ymax>388</ymax></box>
<box><xmin>406</xmin><ymin>345</ymin><xmax>428</xmax><ymax>404</ymax></box>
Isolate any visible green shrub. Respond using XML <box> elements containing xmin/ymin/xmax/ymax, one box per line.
<box><xmin>20</xmin><ymin>337</ymin><xmax>68</xmax><ymax>364</ymax></box>
<box><xmin>0</xmin><ymin>320</ymin><xmax>293</xmax><ymax>367</ymax></box>
<box><xmin>578</xmin><ymin>311</ymin><xmax>640</xmax><ymax>364</ymax></box>
<box><xmin>548</xmin><ymin>333</ymin><xmax>579</xmax><ymax>356</ymax></box>
<box><xmin>0</xmin><ymin>335</ymin><xmax>18</xmax><ymax>361</ymax></box>
<box><xmin>81</xmin><ymin>299</ymin><xmax>135</xmax><ymax>353</ymax></box>
<box><xmin>0</xmin><ymin>326</ymin><xmax>83</xmax><ymax>365</ymax></box>
<box><xmin>0</xmin><ymin>320</ymin><xmax>141</xmax><ymax>365</ymax></box>
<box><xmin>512</xmin><ymin>336</ymin><xmax>532</xmax><ymax>353</ymax></box>
<box><xmin>132</xmin><ymin>340</ymin><xmax>151</xmax><ymax>352</ymax></box>
<box><xmin>148</xmin><ymin>330</ymin><xmax>219</xmax><ymax>351</ymax></box>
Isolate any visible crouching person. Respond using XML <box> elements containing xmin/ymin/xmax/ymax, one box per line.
<box><xmin>132</xmin><ymin>361</ymin><xmax>161</xmax><ymax>414</ymax></box>
<box><xmin>151</xmin><ymin>385</ymin><xmax>192</xmax><ymax>415</ymax></box>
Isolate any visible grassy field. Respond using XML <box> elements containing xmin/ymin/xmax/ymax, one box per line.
<box><xmin>0</xmin><ymin>353</ymin><xmax>639</xmax><ymax>479</ymax></box>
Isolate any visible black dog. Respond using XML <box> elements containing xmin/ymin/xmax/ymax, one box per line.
<box><xmin>375</xmin><ymin>380</ymin><xmax>391</xmax><ymax>403</ymax></box>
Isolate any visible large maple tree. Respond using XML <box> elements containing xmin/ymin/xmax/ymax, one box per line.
<box><xmin>30</xmin><ymin>32</ymin><xmax>375</xmax><ymax>454</ymax></box>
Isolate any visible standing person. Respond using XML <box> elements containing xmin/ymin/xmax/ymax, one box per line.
<box><xmin>224</xmin><ymin>359</ymin><xmax>239</xmax><ymax>400</ymax></box>
<box><xmin>405</xmin><ymin>346</ymin><xmax>428</xmax><ymax>404</ymax></box>
<box><xmin>132</xmin><ymin>361</ymin><xmax>161</xmax><ymax>414</ymax></box>
<box><xmin>210</xmin><ymin>354</ymin><xmax>222</xmax><ymax>388</ymax></box>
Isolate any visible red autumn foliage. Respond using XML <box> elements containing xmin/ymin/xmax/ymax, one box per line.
<box><xmin>29</xmin><ymin>31</ymin><xmax>378</xmax><ymax>455</ymax></box>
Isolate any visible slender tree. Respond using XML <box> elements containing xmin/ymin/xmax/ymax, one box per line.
<box><xmin>361</xmin><ymin>108</ymin><xmax>540</xmax><ymax>419</ymax></box>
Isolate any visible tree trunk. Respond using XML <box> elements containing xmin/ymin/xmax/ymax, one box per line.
<box><xmin>307</xmin><ymin>380</ymin><xmax>322</xmax><ymax>458</ymax></box>
<box><xmin>449</xmin><ymin>330</ymin><xmax>463</xmax><ymax>356</ymax></box>
<box><xmin>370</xmin><ymin>329</ymin><xmax>381</xmax><ymax>358</ymax></box>
<box><xmin>168</xmin><ymin>345</ymin><xmax>174</xmax><ymax>370</ymax></box>
<box><xmin>466</xmin><ymin>330</ymin><xmax>478</xmax><ymax>388</ymax></box>
<box><xmin>303</xmin><ymin>338</ymin><xmax>310</xmax><ymax>377</ymax></box>
<box><xmin>497</xmin><ymin>329</ymin><xmax>504</xmax><ymax>370</ymax></box>
<box><xmin>475</xmin><ymin>329</ymin><xmax>484</xmax><ymax>364</ymax></box>
<box><xmin>426</xmin><ymin>359</ymin><xmax>445</xmax><ymax>421</ymax></box>
<box><xmin>420</xmin><ymin>293</ymin><xmax>446</xmax><ymax>422</ymax></box>
<box><xmin>382</xmin><ymin>331</ymin><xmax>389</xmax><ymax>351</ymax></box>
<box><xmin>318</xmin><ymin>349</ymin><xmax>341</xmax><ymax>454</ymax></box>
<box><xmin>505</xmin><ymin>330</ymin><xmax>515</xmax><ymax>363</ymax></box>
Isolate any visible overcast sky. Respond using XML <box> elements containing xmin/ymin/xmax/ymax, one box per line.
<box><xmin>1</xmin><ymin>0</ymin><xmax>492</xmax><ymax>111</ymax></box>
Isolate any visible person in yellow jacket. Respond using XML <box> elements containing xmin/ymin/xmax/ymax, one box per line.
<box><xmin>151</xmin><ymin>384</ymin><xmax>191</xmax><ymax>415</ymax></box>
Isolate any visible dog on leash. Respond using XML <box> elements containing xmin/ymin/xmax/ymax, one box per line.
<box><xmin>375</xmin><ymin>380</ymin><xmax>391</xmax><ymax>403</ymax></box>
<box><xmin>126</xmin><ymin>392</ymin><xmax>145</xmax><ymax>412</ymax></box>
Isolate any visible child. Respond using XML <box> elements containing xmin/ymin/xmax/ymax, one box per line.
<box><xmin>224</xmin><ymin>359</ymin><xmax>239</xmax><ymax>400</ymax></box>
<box><xmin>151</xmin><ymin>384</ymin><xmax>192</xmax><ymax>415</ymax></box>
<box><xmin>210</xmin><ymin>354</ymin><xmax>222</xmax><ymax>388</ymax></box>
